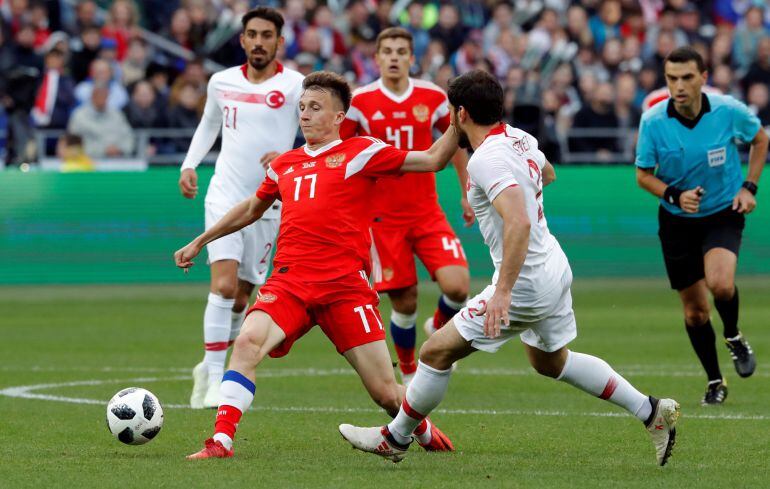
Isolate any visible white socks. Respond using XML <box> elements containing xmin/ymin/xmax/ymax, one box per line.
<box><xmin>391</xmin><ymin>310</ymin><xmax>417</xmax><ymax>329</ymax></box>
<box><xmin>388</xmin><ymin>361</ymin><xmax>452</xmax><ymax>443</ymax></box>
<box><xmin>557</xmin><ymin>350</ymin><xmax>651</xmax><ymax>422</ymax></box>
<box><xmin>230</xmin><ymin>308</ymin><xmax>246</xmax><ymax>342</ymax></box>
<box><xmin>203</xmin><ymin>293</ymin><xmax>234</xmax><ymax>385</ymax></box>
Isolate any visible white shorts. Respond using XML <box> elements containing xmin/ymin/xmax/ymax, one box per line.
<box><xmin>204</xmin><ymin>201</ymin><xmax>280</xmax><ymax>285</ymax></box>
<box><xmin>453</xmin><ymin>266</ymin><xmax>576</xmax><ymax>353</ymax></box>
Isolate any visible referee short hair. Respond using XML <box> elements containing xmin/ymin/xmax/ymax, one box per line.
<box><xmin>447</xmin><ymin>69</ymin><xmax>504</xmax><ymax>125</ymax></box>
<box><xmin>665</xmin><ymin>46</ymin><xmax>706</xmax><ymax>73</ymax></box>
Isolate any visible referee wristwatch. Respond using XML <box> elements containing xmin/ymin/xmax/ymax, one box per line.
<box><xmin>742</xmin><ymin>181</ymin><xmax>758</xmax><ymax>196</ymax></box>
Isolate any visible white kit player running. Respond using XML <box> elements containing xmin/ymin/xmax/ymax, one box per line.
<box><xmin>340</xmin><ymin>70</ymin><xmax>681</xmax><ymax>466</ymax></box>
<box><xmin>178</xmin><ymin>7</ymin><xmax>304</xmax><ymax>409</ymax></box>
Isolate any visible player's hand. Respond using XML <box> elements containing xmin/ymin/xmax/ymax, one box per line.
<box><xmin>478</xmin><ymin>288</ymin><xmax>510</xmax><ymax>339</ymax></box>
<box><xmin>174</xmin><ymin>240</ymin><xmax>202</xmax><ymax>272</ymax></box>
<box><xmin>732</xmin><ymin>188</ymin><xmax>756</xmax><ymax>214</ymax></box>
<box><xmin>179</xmin><ymin>169</ymin><xmax>198</xmax><ymax>199</ymax></box>
<box><xmin>260</xmin><ymin>151</ymin><xmax>280</xmax><ymax>170</ymax></box>
<box><xmin>460</xmin><ymin>197</ymin><xmax>475</xmax><ymax>227</ymax></box>
<box><xmin>679</xmin><ymin>186</ymin><xmax>703</xmax><ymax>214</ymax></box>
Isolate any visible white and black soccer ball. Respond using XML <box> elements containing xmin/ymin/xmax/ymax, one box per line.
<box><xmin>106</xmin><ymin>387</ymin><xmax>164</xmax><ymax>445</ymax></box>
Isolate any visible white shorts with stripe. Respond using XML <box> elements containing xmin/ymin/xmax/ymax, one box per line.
<box><xmin>453</xmin><ymin>263</ymin><xmax>577</xmax><ymax>354</ymax></box>
<box><xmin>204</xmin><ymin>201</ymin><xmax>280</xmax><ymax>285</ymax></box>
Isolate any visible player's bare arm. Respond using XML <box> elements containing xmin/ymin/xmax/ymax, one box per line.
<box><xmin>733</xmin><ymin>128</ymin><xmax>768</xmax><ymax>214</ymax></box>
<box><xmin>477</xmin><ymin>186</ymin><xmax>530</xmax><ymax>339</ymax></box>
<box><xmin>179</xmin><ymin>168</ymin><xmax>199</xmax><ymax>199</ymax></box>
<box><xmin>636</xmin><ymin>167</ymin><xmax>703</xmax><ymax>214</ymax></box>
<box><xmin>400</xmin><ymin>125</ymin><xmax>460</xmax><ymax>173</ymax></box>
<box><xmin>174</xmin><ymin>195</ymin><xmax>275</xmax><ymax>269</ymax></box>
<box><xmin>542</xmin><ymin>160</ymin><xmax>556</xmax><ymax>187</ymax></box>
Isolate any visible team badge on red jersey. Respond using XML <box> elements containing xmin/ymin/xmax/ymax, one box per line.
<box><xmin>383</xmin><ymin>268</ymin><xmax>394</xmax><ymax>281</ymax></box>
<box><xmin>325</xmin><ymin>153</ymin><xmax>346</xmax><ymax>168</ymax></box>
<box><xmin>258</xmin><ymin>293</ymin><xmax>278</xmax><ymax>303</ymax></box>
<box><xmin>412</xmin><ymin>104</ymin><xmax>430</xmax><ymax>123</ymax></box>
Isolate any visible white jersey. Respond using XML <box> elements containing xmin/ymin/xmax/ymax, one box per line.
<box><xmin>181</xmin><ymin>63</ymin><xmax>304</xmax><ymax>217</ymax></box>
<box><xmin>467</xmin><ymin>123</ymin><xmax>567</xmax><ymax>304</ymax></box>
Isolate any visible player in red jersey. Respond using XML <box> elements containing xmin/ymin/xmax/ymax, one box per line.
<box><xmin>175</xmin><ymin>71</ymin><xmax>459</xmax><ymax>459</ymax></box>
<box><xmin>340</xmin><ymin>27</ymin><xmax>472</xmax><ymax>386</ymax></box>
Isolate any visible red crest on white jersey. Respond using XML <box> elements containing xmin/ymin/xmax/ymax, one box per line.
<box><xmin>265</xmin><ymin>90</ymin><xmax>286</xmax><ymax>108</ymax></box>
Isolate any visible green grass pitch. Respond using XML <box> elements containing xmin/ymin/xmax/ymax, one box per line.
<box><xmin>1</xmin><ymin>278</ymin><xmax>769</xmax><ymax>488</ymax></box>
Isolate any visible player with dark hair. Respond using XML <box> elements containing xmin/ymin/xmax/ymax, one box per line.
<box><xmin>178</xmin><ymin>7</ymin><xmax>304</xmax><ymax>409</ymax></box>
<box><xmin>177</xmin><ymin>71</ymin><xmax>459</xmax><ymax>459</ymax></box>
<box><xmin>341</xmin><ymin>27</ymin><xmax>472</xmax><ymax>386</ymax></box>
<box><xmin>636</xmin><ymin>46</ymin><xmax>768</xmax><ymax>405</ymax></box>
<box><xmin>339</xmin><ymin>70</ymin><xmax>680</xmax><ymax>467</ymax></box>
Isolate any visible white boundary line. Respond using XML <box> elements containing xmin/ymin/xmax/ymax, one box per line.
<box><xmin>2</xmin><ymin>365</ymin><xmax>767</xmax><ymax>377</ymax></box>
<box><xmin>1</xmin><ymin>373</ymin><xmax>768</xmax><ymax>421</ymax></box>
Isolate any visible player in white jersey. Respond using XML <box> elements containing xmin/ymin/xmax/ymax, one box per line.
<box><xmin>339</xmin><ymin>70</ymin><xmax>681</xmax><ymax>466</ymax></box>
<box><xmin>178</xmin><ymin>7</ymin><xmax>304</xmax><ymax>409</ymax></box>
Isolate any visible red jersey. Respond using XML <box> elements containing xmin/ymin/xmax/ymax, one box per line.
<box><xmin>340</xmin><ymin>78</ymin><xmax>451</xmax><ymax>225</ymax></box>
<box><xmin>256</xmin><ymin>137</ymin><xmax>407</xmax><ymax>282</ymax></box>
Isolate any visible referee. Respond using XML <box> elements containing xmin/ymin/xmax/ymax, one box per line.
<box><xmin>635</xmin><ymin>46</ymin><xmax>769</xmax><ymax>405</ymax></box>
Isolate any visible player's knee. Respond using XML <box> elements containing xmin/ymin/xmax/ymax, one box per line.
<box><xmin>390</xmin><ymin>288</ymin><xmax>418</xmax><ymax>315</ymax></box>
<box><xmin>212</xmin><ymin>279</ymin><xmax>237</xmax><ymax>299</ymax></box>
<box><xmin>419</xmin><ymin>342</ymin><xmax>454</xmax><ymax>371</ymax></box>
<box><xmin>441</xmin><ymin>281</ymin><xmax>469</xmax><ymax>303</ymax></box>
<box><xmin>708</xmin><ymin>281</ymin><xmax>735</xmax><ymax>301</ymax></box>
<box><xmin>683</xmin><ymin>305</ymin><xmax>710</xmax><ymax>327</ymax></box>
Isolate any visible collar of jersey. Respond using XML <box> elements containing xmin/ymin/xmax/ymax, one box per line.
<box><xmin>377</xmin><ymin>77</ymin><xmax>414</xmax><ymax>104</ymax></box>
<box><xmin>239</xmin><ymin>61</ymin><xmax>284</xmax><ymax>83</ymax></box>
<box><xmin>483</xmin><ymin>122</ymin><xmax>509</xmax><ymax>141</ymax></box>
<box><xmin>303</xmin><ymin>139</ymin><xmax>342</xmax><ymax>157</ymax></box>
<box><xmin>666</xmin><ymin>93</ymin><xmax>711</xmax><ymax>129</ymax></box>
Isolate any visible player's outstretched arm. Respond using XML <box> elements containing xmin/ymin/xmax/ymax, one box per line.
<box><xmin>401</xmin><ymin>125</ymin><xmax>460</xmax><ymax>173</ymax></box>
<box><xmin>174</xmin><ymin>195</ymin><xmax>274</xmax><ymax>270</ymax></box>
<box><xmin>478</xmin><ymin>186</ymin><xmax>530</xmax><ymax>339</ymax></box>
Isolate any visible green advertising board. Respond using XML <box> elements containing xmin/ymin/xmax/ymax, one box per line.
<box><xmin>1</xmin><ymin>166</ymin><xmax>768</xmax><ymax>284</ymax></box>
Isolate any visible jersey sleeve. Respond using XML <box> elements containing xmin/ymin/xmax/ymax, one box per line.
<box><xmin>345</xmin><ymin>138</ymin><xmax>407</xmax><ymax>179</ymax></box>
<box><xmin>181</xmin><ymin>77</ymin><xmax>222</xmax><ymax>171</ymax></box>
<box><xmin>471</xmin><ymin>146</ymin><xmax>519</xmax><ymax>203</ymax></box>
<box><xmin>256</xmin><ymin>166</ymin><xmax>280</xmax><ymax>201</ymax></box>
<box><xmin>432</xmin><ymin>98</ymin><xmax>451</xmax><ymax>133</ymax></box>
<box><xmin>729</xmin><ymin>97</ymin><xmax>762</xmax><ymax>143</ymax></box>
<box><xmin>340</xmin><ymin>116</ymin><xmax>360</xmax><ymax>140</ymax></box>
<box><xmin>635</xmin><ymin>115</ymin><xmax>657</xmax><ymax>169</ymax></box>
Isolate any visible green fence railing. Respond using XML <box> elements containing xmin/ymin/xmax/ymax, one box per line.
<box><xmin>1</xmin><ymin>166</ymin><xmax>768</xmax><ymax>284</ymax></box>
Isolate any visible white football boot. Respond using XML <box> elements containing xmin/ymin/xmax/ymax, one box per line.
<box><xmin>339</xmin><ymin>424</ymin><xmax>410</xmax><ymax>463</ymax></box>
<box><xmin>202</xmin><ymin>379</ymin><xmax>221</xmax><ymax>408</ymax></box>
<box><xmin>645</xmin><ymin>397</ymin><xmax>680</xmax><ymax>466</ymax></box>
<box><xmin>190</xmin><ymin>362</ymin><xmax>209</xmax><ymax>409</ymax></box>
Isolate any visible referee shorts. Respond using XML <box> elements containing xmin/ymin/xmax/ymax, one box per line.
<box><xmin>658</xmin><ymin>205</ymin><xmax>745</xmax><ymax>290</ymax></box>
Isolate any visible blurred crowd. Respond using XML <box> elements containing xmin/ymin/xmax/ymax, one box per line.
<box><xmin>1</xmin><ymin>0</ymin><xmax>769</xmax><ymax>166</ymax></box>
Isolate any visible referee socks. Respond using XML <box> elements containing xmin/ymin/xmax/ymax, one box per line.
<box><xmin>714</xmin><ymin>286</ymin><xmax>739</xmax><ymax>339</ymax></box>
<box><xmin>685</xmin><ymin>320</ymin><xmax>723</xmax><ymax>382</ymax></box>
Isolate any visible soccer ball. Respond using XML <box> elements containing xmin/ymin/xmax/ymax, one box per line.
<box><xmin>106</xmin><ymin>387</ymin><xmax>164</xmax><ymax>445</ymax></box>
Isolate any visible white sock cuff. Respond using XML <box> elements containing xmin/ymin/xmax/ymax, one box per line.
<box><xmin>417</xmin><ymin>360</ymin><xmax>452</xmax><ymax>378</ymax></box>
<box><xmin>441</xmin><ymin>294</ymin><xmax>466</xmax><ymax>310</ymax></box>
<box><xmin>208</xmin><ymin>292</ymin><xmax>235</xmax><ymax>309</ymax></box>
<box><xmin>219</xmin><ymin>380</ymin><xmax>255</xmax><ymax>413</ymax></box>
<box><xmin>391</xmin><ymin>310</ymin><xmax>418</xmax><ymax>328</ymax></box>
<box><xmin>555</xmin><ymin>349</ymin><xmax>574</xmax><ymax>381</ymax></box>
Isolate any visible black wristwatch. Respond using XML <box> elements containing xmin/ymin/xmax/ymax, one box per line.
<box><xmin>742</xmin><ymin>181</ymin><xmax>758</xmax><ymax>196</ymax></box>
